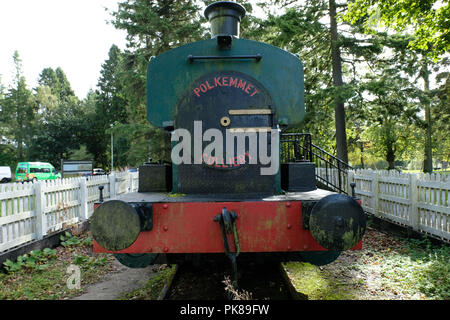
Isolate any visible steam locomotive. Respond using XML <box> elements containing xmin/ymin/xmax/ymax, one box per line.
<box><xmin>90</xmin><ymin>1</ymin><xmax>366</xmax><ymax>280</ymax></box>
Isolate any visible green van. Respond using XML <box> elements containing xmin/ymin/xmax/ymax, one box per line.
<box><xmin>15</xmin><ymin>162</ymin><xmax>61</xmax><ymax>182</ymax></box>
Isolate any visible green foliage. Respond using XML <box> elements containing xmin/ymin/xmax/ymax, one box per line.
<box><xmin>3</xmin><ymin>248</ymin><xmax>57</xmax><ymax>274</ymax></box>
<box><xmin>284</xmin><ymin>232</ymin><xmax>449</xmax><ymax>300</ymax></box>
<box><xmin>343</xmin><ymin>0</ymin><xmax>449</xmax><ymax>61</ymax></box>
<box><xmin>405</xmin><ymin>238</ymin><xmax>450</xmax><ymax>297</ymax></box>
<box><xmin>0</xmin><ymin>0</ymin><xmax>448</xmax><ymax>171</ymax></box>
<box><xmin>119</xmin><ymin>265</ymin><xmax>177</xmax><ymax>300</ymax></box>
<box><xmin>2</xmin><ymin>51</ymin><xmax>35</xmax><ymax>162</ymax></box>
<box><xmin>73</xmin><ymin>254</ymin><xmax>107</xmax><ymax>268</ymax></box>
<box><xmin>1</xmin><ymin>57</ymin><xmax>85</xmax><ymax>168</ymax></box>
<box><xmin>72</xmin><ymin>254</ymin><xmax>89</xmax><ymax>265</ymax></box>
<box><xmin>60</xmin><ymin>232</ymin><xmax>92</xmax><ymax>248</ymax></box>
<box><xmin>102</xmin><ymin>0</ymin><xmax>207</xmax><ymax>166</ymax></box>
<box><xmin>88</xmin><ymin>45</ymin><xmax>128</xmax><ymax>169</ymax></box>
<box><xmin>0</xmin><ymin>242</ymin><xmax>113</xmax><ymax>300</ymax></box>
<box><xmin>378</xmin><ymin>238</ymin><xmax>450</xmax><ymax>299</ymax></box>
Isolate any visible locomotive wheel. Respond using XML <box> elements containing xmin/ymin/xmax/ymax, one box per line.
<box><xmin>298</xmin><ymin>251</ymin><xmax>341</xmax><ymax>266</ymax></box>
<box><xmin>114</xmin><ymin>253</ymin><xmax>158</xmax><ymax>268</ymax></box>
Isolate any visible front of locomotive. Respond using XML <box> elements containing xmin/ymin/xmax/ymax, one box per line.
<box><xmin>90</xmin><ymin>1</ymin><xmax>366</xmax><ymax>270</ymax></box>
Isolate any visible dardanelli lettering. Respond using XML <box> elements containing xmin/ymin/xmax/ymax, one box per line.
<box><xmin>193</xmin><ymin>75</ymin><xmax>260</xmax><ymax>97</ymax></box>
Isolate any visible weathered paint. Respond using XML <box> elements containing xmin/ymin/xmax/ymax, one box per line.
<box><xmin>146</xmin><ymin>37</ymin><xmax>305</xmax><ymax>129</ymax></box>
<box><xmin>174</xmin><ymin>70</ymin><xmax>278</xmax><ymax>194</ymax></box>
<box><xmin>93</xmin><ymin>201</ymin><xmax>362</xmax><ymax>254</ymax></box>
<box><xmin>309</xmin><ymin>194</ymin><xmax>366</xmax><ymax>251</ymax></box>
<box><xmin>90</xmin><ymin>200</ymin><xmax>142</xmax><ymax>251</ymax></box>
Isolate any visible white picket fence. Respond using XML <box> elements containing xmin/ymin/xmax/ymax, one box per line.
<box><xmin>0</xmin><ymin>172</ymin><xmax>139</xmax><ymax>253</ymax></box>
<box><xmin>2</xmin><ymin>167</ymin><xmax>448</xmax><ymax>253</ymax></box>
<box><xmin>345</xmin><ymin>169</ymin><xmax>449</xmax><ymax>241</ymax></box>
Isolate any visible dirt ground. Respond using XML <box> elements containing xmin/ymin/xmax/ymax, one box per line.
<box><xmin>71</xmin><ymin>259</ymin><xmax>158</xmax><ymax>300</ymax></box>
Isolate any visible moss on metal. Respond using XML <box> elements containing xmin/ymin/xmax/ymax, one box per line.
<box><xmin>309</xmin><ymin>194</ymin><xmax>366</xmax><ymax>251</ymax></box>
<box><xmin>90</xmin><ymin>200</ymin><xmax>141</xmax><ymax>251</ymax></box>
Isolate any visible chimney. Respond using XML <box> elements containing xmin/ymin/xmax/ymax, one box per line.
<box><xmin>204</xmin><ymin>1</ymin><xmax>246</xmax><ymax>39</ymax></box>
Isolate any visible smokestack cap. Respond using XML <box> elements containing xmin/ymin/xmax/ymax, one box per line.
<box><xmin>204</xmin><ymin>1</ymin><xmax>246</xmax><ymax>38</ymax></box>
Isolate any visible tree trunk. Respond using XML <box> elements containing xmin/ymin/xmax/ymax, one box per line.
<box><xmin>329</xmin><ymin>0</ymin><xmax>348</xmax><ymax>164</ymax></box>
<box><xmin>359</xmin><ymin>141</ymin><xmax>365</xmax><ymax>169</ymax></box>
<box><xmin>422</xmin><ymin>60</ymin><xmax>433</xmax><ymax>173</ymax></box>
<box><xmin>386</xmin><ymin>145</ymin><xmax>395</xmax><ymax>170</ymax></box>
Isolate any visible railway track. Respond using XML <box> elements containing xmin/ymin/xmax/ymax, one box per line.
<box><xmin>160</xmin><ymin>258</ymin><xmax>303</xmax><ymax>300</ymax></box>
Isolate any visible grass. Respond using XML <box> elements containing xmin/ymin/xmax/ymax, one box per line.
<box><xmin>0</xmin><ymin>230</ymin><xmax>177</xmax><ymax>301</ymax></box>
<box><xmin>386</xmin><ymin>238</ymin><xmax>450</xmax><ymax>299</ymax></box>
<box><xmin>283</xmin><ymin>261</ymin><xmax>360</xmax><ymax>300</ymax></box>
<box><xmin>1</xmin><ymin>227</ymin><xmax>448</xmax><ymax>300</ymax></box>
<box><xmin>0</xmin><ymin>231</ymin><xmax>115</xmax><ymax>300</ymax></box>
<box><xmin>118</xmin><ymin>265</ymin><xmax>177</xmax><ymax>300</ymax></box>
<box><xmin>283</xmin><ymin>228</ymin><xmax>450</xmax><ymax>300</ymax></box>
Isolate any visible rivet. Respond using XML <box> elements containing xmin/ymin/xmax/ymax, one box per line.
<box><xmin>163</xmin><ymin>225</ymin><xmax>168</xmax><ymax>231</ymax></box>
<box><xmin>163</xmin><ymin>247</ymin><xmax>169</xmax><ymax>252</ymax></box>
<box><xmin>286</xmin><ymin>202</ymin><xmax>291</xmax><ymax>207</ymax></box>
<box><xmin>303</xmin><ymin>244</ymin><xmax>308</xmax><ymax>249</ymax></box>
<box><xmin>148</xmin><ymin>248</ymin><xmax>152</xmax><ymax>252</ymax></box>
<box><xmin>163</xmin><ymin>204</ymin><xmax>168</xmax><ymax>209</ymax></box>
<box><xmin>287</xmin><ymin>224</ymin><xmax>292</xmax><ymax>229</ymax></box>
<box><xmin>287</xmin><ymin>246</ymin><xmax>291</xmax><ymax>251</ymax></box>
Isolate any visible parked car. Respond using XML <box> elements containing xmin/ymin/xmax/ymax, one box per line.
<box><xmin>92</xmin><ymin>168</ymin><xmax>107</xmax><ymax>175</ymax></box>
<box><xmin>15</xmin><ymin>162</ymin><xmax>61</xmax><ymax>182</ymax></box>
<box><xmin>0</xmin><ymin>166</ymin><xmax>12</xmax><ymax>183</ymax></box>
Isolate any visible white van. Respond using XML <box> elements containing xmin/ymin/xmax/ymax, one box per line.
<box><xmin>0</xmin><ymin>166</ymin><xmax>12</xmax><ymax>183</ymax></box>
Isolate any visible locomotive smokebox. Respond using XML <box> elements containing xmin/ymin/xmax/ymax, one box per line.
<box><xmin>204</xmin><ymin>1</ymin><xmax>246</xmax><ymax>38</ymax></box>
<box><xmin>309</xmin><ymin>194</ymin><xmax>366</xmax><ymax>251</ymax></box>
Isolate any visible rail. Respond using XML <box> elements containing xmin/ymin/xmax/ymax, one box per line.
<box><xmin>281</xmin><ymin>133</ymin><xmax>353</xmax><ymax>194</ymax></box>
<box><xmin>280</xmin><ymin>134</ymin><xmax>449</xmax><ymax>241</ymax></box>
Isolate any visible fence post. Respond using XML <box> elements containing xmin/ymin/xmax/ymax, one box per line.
<box><xmin>35</xmin><ymin>181</ymin><xmax>46</xmax><ymax>240</ymax></box>
<box><xmin>410</xmin><ymin>173</ymin><xmax>419</xmax><ymax>231</ymax></box>
<box><xmin>109</xmin><ymin>173</ymin><xmax>116</xmax><ymax>199</ymax></box>
<box><xmin>79</xmin><ymin>178</ymin><xmax>88</xmax><ymax>221</ymax></box>
<box><xmin>128</xmin><ymin>173</ymin><xmax>133</xmax><ymax>192</ymax></box>
<box><xmin>372</xmin><ymin>171</ymin><xmax>379</xmax><ymax>218</ymax></box>
<box><xmin>347</xmin><ymin>170</ymin><xmax>354</xmax><ymax>196</ymax></box>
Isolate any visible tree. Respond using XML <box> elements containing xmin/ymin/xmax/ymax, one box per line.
<box><xmin>430</xmin><ymin>60</ymin><xmax>450</xmax><ymax>166</ymax></box>
<box><xmin>38</xmin><ymin>67</ymin><xmax>76</xmax><ymax>102</ymax></box>
<box><xmin>251</xmin><ymin>0</ymin><xmax>384</xmax><ymax>161</ymax></box>
<box><xmin>329</xmin><ymin>0</ymin><xmax>349</xmax><ymax>163</ymax></box>
<box><xmin>343</xmin><ymin>0</ymin><xmax>449</xmax><ymax>60</ymax></box>
<box><xmin>80</xmin><ymin>90</ymin><xmax>109</xmax><ymax>167</ymax></box>
<box><xmin>31</xmin><ymin>67</ymin><xmax>84</xmax><ymax>167</ymax></box>
<box><xmin>355</xmin><ymin>34</ymin><xmax>425</xmax><ymax>169</ymax></box>
<box><xmin>0</xmin><ymin>76</ymin><xmax>17</xmax><ymax>167</ymax></box>
<box><xmin>90</xmin><ymin>45</ymin><xmax>128</xmax><ymax>169</ymax></box>
<box><xmin>3</xmin><ymin>51</ymin><xmax>35</xmax><ymax>161</ymax></box>
<box><xmin>106</xmin><ymin>0</ymin><xmax>206</xmax><ymax>165</ymax></box>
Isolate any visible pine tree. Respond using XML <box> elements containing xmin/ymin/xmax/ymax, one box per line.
<box><xmin>105</xmin><ymin>0</ymin><xmax>206</xmax><ymax>165</ymax></box>
<box><xmin>3</xmin><ymin>51</ymin><xmax>35</xmax><ymax>161</ymax></box>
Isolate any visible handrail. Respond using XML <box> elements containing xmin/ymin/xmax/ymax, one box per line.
<box><xmin>281</xmin><ymin>133</ymin><xmax>352</xmax><ymax>194</ymax></box>
<box><xmin>311</xmin><ymin>143</ymin><xmax>353</xmax><ymax>170</ymax></box>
